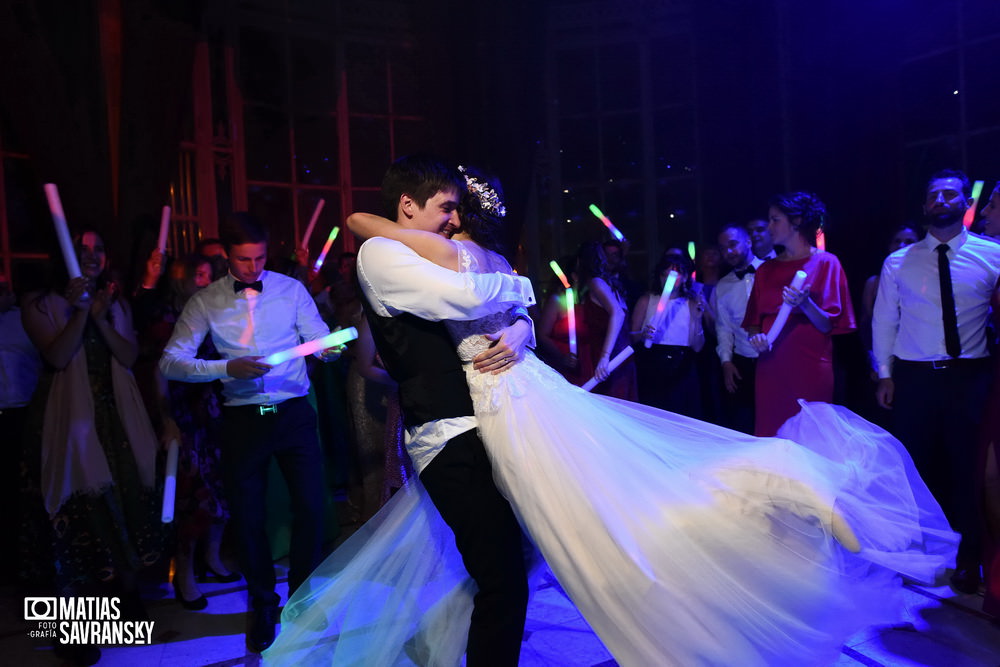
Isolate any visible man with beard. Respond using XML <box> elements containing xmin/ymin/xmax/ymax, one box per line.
<box><xmin>873</xmin><ymin>169</ymin><xmax>1000</xmax><ymax>595</ymax></box>
<box><xmin>746</xmin><ymin>218</ymin><xmax>776</xmax><ymax>260</ymax></box>
<box><xmin>711</xmin><ymin>223</ymin><xmax>765</xmax><ymax>434</ymax></box>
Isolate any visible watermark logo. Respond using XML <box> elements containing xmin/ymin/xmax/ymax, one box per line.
<box><xmin>24</xmin><ymin>597</ymin><xmax>155</xmax><ymax>646</ymax></box>
<box><xmin>24</xmin><ymin>597</ymin><xmax>58</xmax><ymax>621</ymax></box>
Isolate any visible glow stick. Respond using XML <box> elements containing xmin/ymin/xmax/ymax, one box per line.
<box><xmin>549</xmin><ymin>260</ymin><xmax>577</xmax><ymax>355</ymax></box>
<box><xmin>687</xmin><ymin>241</ymin><xmax>696</xmax><ymax>260</ymax></box>
<box><xmin>312</xmin><ymin>226</ymin><xmax>340</xmax><ymax>272</ymax></box>
<box><xmin>566</xmin><ymin>287</ymin><xmax>577</xmax><ymax>356</ymax></box>
<box><xmin>765</xmin><ymin>270</ymin><xmax>808</xmax><ymax>346</ymax></box>
<box><xmin>161</xmin><ymin>439</ymin><xmax>179</xmax><ymax>523</ymax></box>
<box><xmin>645</xmin><ymin>270</ymin><xmax>680</xmax><ymax>349</ymax></box>
<box><xmin>816</xmin><ymin>229</ymin><xmax>826</xmax><ymax>251</ymax></box>
<box><xmin>301</xmin><ymin>198</ymin><xmax>326</xmax><ymax>248</ymax></box>
<box><xmin>964</xmin><ymin>180</ymin><xmax>985</xmax><ymax>227</ymax></box>
<box><xmin>262</xmin><ymin>326</ymin><xmax>358</xmax><ymax>366</ymax></box>
<box><xmin>549</xmin><ymin>260</ymin><xmax>571</xmax><ymax>289</ymax></box>
<box><xmin>157</xmin><ymin>206</ymin><xmax>171</xmax><ymax>253</ymax></box>
<box><xmin>588</xmin><ymin>204</ymin><xmax>625</xmax><ymax>242</ymax></box>
<box><xmin>582</xmin><ymin>346</ymin><xmax>634</xmax><ymax>391</ymax></box>
<box><xmin>44</xmin><ymin>184</ymin><xmax>82</xmax><ymax>280</ymax></box>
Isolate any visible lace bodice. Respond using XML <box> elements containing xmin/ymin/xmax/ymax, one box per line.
<box><xmin>445</xmin><ymin>242</ymin><xmax>517</xmax><ymax>362</ymax></box>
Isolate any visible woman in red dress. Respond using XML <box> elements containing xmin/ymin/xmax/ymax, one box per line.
<box><xmin>743</xmin><ymin>192</ymin><xmax>856</xmax><ymax>436</ymax></box>
<box><xmin>576</xmin><ymin>241</ymin><xmax>637</xmax><ymax>400</ymax></box>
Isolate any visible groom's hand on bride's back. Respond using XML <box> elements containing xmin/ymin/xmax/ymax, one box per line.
<box><xmin>473</xmin><ymin>319</ymin><xmax>532</xmax><ymax>375</ymax></box>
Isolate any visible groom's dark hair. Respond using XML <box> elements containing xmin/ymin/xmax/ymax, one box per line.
<box><xmin>380</xmin><ymin>155</ymin><xmax>465</xmax><ymax>220</ymax></box>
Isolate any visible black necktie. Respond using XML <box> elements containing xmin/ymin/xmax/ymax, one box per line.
<box><xmin>734</xmin><ymin>265</ymin><xmax>756</xmax><ymax>280</ymax></box>
<box><xmin>936</xmin><ymin>244</ymin><xmax>961</xmax><ymax>358</ymax></box>
<box><xmin>233</xmin><ymin>279</ymin><xmax>263</xmax><ymax>293</ymax></box>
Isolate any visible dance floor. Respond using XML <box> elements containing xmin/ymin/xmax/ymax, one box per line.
<box><xmin>2</xmin><ymin>558</ymin><xmax>998</xmax><ymax>667</ymax></box>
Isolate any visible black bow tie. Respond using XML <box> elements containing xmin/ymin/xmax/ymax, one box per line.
<box><xmin>233</xmin><ymin>279</ymin><xmax>263</xmax><ymax>293</ymax></box>
<box><xmin>734</xmin><ymin>265</ymin><xmax>756</xmax><ymax>280</ymax></box>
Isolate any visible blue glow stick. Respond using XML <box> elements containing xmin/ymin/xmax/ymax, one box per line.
<box><xmin>262</xmin><ymin>327</ymin><xmax>358</xmax><ymax>366</ymax></box>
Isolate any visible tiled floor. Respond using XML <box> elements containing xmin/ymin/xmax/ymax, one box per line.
<box><xmin>2</xmin><ymin>561</ymin><xmax>998</xmax><ymax>666</ymax></box>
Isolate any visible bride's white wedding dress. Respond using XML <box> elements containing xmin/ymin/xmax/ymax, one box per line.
<box><xmin>264</xmin><ymin>244</ymin><xmax>957</xmax><ymax>667</ymax></box>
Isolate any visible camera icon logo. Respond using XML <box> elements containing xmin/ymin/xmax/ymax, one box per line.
<box><xmin>24</xmin><ymin>597</ymin><xmax>58</xmax><ymax>621</ymax></box>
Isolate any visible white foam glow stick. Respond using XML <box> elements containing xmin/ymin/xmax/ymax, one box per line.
<box><xmin>44</xmin><ymin>184</ymin><xmax>82</xmax><ymax>280</ymax></box>
<box><xmin>312</xmin><ymin>226</ymin><xmax>340</xmax><ymax>272</ymax></box>
<box><xmin>582</xmin><ymin>345</ymin><xmax>635</xmax><ymax>391</ymax></box>
<box><xmin>262</xmin><ymin>326</ymin><xmax>358</xmax><ymax>366</ymax></box>
<box><xmin>765</xmin><ymin>270</ymin><xmax>808</xmax><ymax>346</ymax></box>
<box><xmin>161</xmin><ymin>439</ymin><xmax>179</xmax><ymax>523</ymax></box>
<box><xmin>157</xmin><ymin>206</ymin><xmax>171</xmax><ymax>253</ymax></box>
<box><xmin>301</xmin><ymin>198</ymin><xmax>326</xmax><ymax>248</ymax></box>
<box><xmin>645</xmin><ymin>270</ymin><xmax>680</xmax><ymax>349</ymax></box>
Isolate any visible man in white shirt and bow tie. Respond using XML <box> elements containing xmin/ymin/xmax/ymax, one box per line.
<box><xmin>712</xmin><ymin>223</ymin><xmax>767</xmax><ymax>434</ymax></box>
<box><xmin>161</xmin><ymin>213</ymin><xmax>341</xmax><ymax>652</ymax></box>
<box><xmin>873</xmin><ymin>169</ymin><xmax>1000</xmax><ymax>595</ymax></box>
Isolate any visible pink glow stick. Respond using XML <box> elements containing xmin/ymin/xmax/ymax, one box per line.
<box><xmin>765</xmin><ymin>270</ymin><xmax>807</xmax><ymax>346</ymax></box>
<box><xmin>301</xmin><ymin>198</ymin><xmax>326</xmax><ymax>248</ymax></box>
<box><xmin>44</xmin><ymin>184</ymin><xmax>82</xmax><ymax>280</ymax></box>
<box><xmin>582</xmin><ymin>346</ymin><xmax>634</xmax><ymax>391</ymax></box>
<box><xmin>566</xmin><ymin>287</ymin><xmax>578</xmax><ymax>356</ymax></box>
<box><xmin>312</xmin><ymin>226</ymin><xmax>340</xmax><ymax>273</ymax></box>
<box><xmin>262</xmin><ymin>326</ymin><xmax>358</xmax><ymax>366</ymax></box>
<box><xmin>157</xmin><ymin>206</ymin><xmax>171</xmax><ymax>253</ymax></box>
<box><xmin>645</xmin><ymin>270</ymin><xmax>680</xmax><ymax>349</ymax></box>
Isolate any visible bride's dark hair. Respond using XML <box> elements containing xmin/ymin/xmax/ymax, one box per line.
<box><xmin>457</xmin><ymin>165</ymin><xmax>510</xmax><ymax>257</ymax></box>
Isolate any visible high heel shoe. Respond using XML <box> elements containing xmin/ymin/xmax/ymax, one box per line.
<box><xmin>196</xmin><ymin>563</ymin><xmax>242</xmax><ymax>584</ymax></box>
<box><xmin>174</xmin><ymin>585</ymin><xmax>208</xmax><ymax>611</ymax></box>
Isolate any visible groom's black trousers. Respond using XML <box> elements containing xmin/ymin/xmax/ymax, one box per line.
<box><xmin>419</xmin><ymin>427</ymin><xmax>528</xmax><ymax>667</ymax></box>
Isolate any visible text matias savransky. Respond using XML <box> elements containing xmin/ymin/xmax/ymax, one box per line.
<box><xmin>24</xmin><ymin>596</ymin><xmax>155</xmax><ymax>646</ymax></box>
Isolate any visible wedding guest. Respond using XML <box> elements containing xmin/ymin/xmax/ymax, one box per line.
<box><xmin>712</xmin><ymin>224</ymin><xmax>765</xmax><ymax>434</ymax></box>
<box><xmin>160</xmin><ymin>213</ymin><xmax>340</xmax><ymax>652</ymax></box>
<box><xmin>20</xmin><ymin>230</ymin><xmax>163</xmax><ymax>665</ymax></box>
<box><xmin>576</xmin><ymin>241</ymin><xmax>637</xmax><ymax>400</ymax></box>
<box><xmin>744</xmin><ymin>192</ymin><xmax>856</xmax><ymax>436</ymax></box>
<box><xmin>0</xmin><ymin>273</ymin><xmax>41</xmax><ymax>582</ymax></box>
<box><xmin>631</xmin><ymin>250</ymin><xmax>704</xmax><ymax>417</ymax></box>
<box><xmin>145</xmin><ymin>255</ymin><xmax>238</xmax><ymax>610</ymax></box>
<box><xmin>874</xmin><ymin>171</ymin><xmax>1000</xmax><ymax>595</ymax></box>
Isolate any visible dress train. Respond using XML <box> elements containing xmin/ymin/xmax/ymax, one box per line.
<box><xmin>263</xmin><ymin>394</ymin><xmax>956</xmax><ymax>667</ymax></box>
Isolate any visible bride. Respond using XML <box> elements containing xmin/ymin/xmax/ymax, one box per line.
<box><xmin>264</xmin><ymin>167</ymin><xmax>957</xmax><ymax>667</ymax></box>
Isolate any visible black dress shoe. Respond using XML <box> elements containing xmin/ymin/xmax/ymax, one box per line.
<box><xmin>119</xmin><ymin>590</ymin><xmax>150</xmax><ymax>623</ymax></box>
<box><xmin>247</xmin><ymin>605</ymin><xmax>279</xmax><ymax>653</ymax></box>
<box><xmin>174</xmin><ymin>587</ymin><xmax>208</xmax><ymax>611</ymax></box>
<box><xmin>949</xmin><ymin>567</ymin><xmax>982</xmax><ymax>595</ymax></box>
<box><xmin>197</xmin><ymin>565</ymin><xmax>242</xmax><ymax>584</ymax></box>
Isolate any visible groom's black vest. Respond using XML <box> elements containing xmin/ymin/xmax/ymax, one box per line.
<box><xmin>361</xmin><ymin>297</ymin><xmax>475</xmax><ymax>428</ymax></box>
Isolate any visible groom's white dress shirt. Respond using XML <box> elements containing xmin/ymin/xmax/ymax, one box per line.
<box><xmin>356</xmin><ymin>237</ymin><xmax>535</xmax><ymax>472</ymax></box>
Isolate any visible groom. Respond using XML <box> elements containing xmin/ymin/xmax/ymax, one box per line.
<box><xmin>355</xmin><ymin>155</ymin><xmax>535</xmax><ymax>665</ymax></box>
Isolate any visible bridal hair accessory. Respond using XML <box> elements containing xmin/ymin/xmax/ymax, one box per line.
<box><xmin>459</xmin><ymin>165</ymin><xmax>506</xmax><ymax>218</ymax></box>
